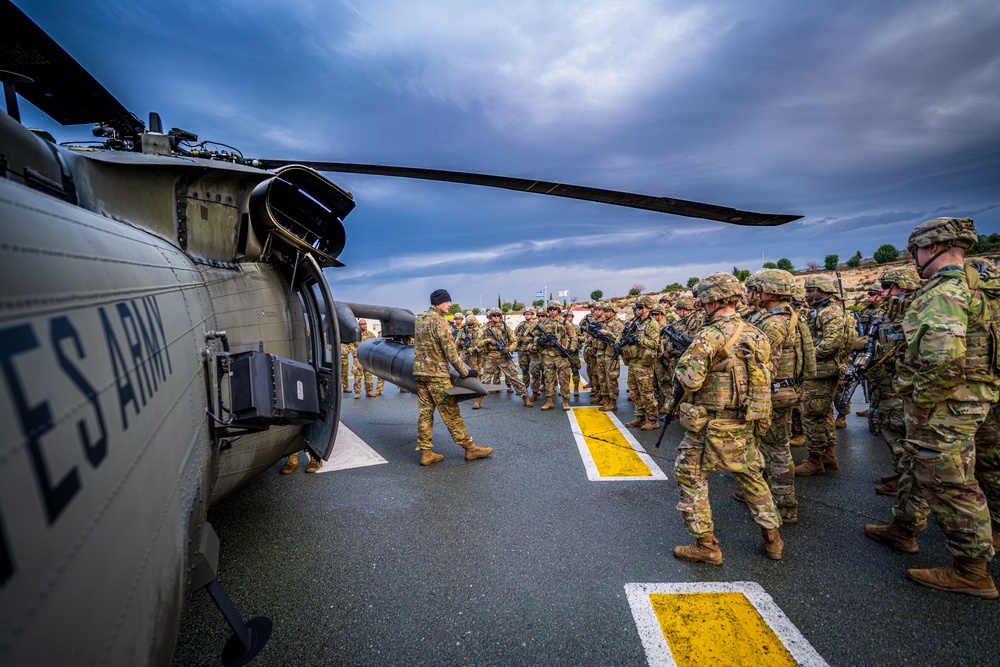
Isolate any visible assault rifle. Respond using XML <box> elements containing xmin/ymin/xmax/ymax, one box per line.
<box><xmin>834</xmin><ymin>316</ymin><xmax>883</xmax><ymax>415</ymax></box>
<box><xmin>486</xmin><ymin>327</ymin><xmax>514</xmax><ymax>361</ymax></box>
<box><xmin>532</xmin><ymin>324</ymin><xmax>573</xmax><ymax>360</ymax></box>
<box><xmin>662</xmin><ymin>324</ymin><xmax>692</xmax><ymax>353</ymax></box>
<box><xmin>612</xmin><ymin>319</ymin><xmax>640</xmax><ymax>361</ymax></box>
<box><xmin>655</xmin><ymin>383</ymin><xmax>686</xmax><ymax>448</ymax></box>
<box><xmin>581</xmin><ymin>318</ymin><xmax>616</xmax><ymax>346</ymax></box>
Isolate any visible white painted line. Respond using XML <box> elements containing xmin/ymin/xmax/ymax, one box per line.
<box><xmin>624</xmin><ymin>582</ymin><xmax>829</xmax><ymax>667</ymax></box>
<box><xmin>567</xmin><ymin>408</ymin><xmax>668</xmax><ymax>482</ymax></box>
<box><xmin>312</xmin><ymin>423</ymin><xmax>389</xmax><ymax>473</ymax></box>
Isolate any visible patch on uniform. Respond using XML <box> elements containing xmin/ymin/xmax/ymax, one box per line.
<box><xmin>568</xmin><ymin>407</ymin><xmax>667</xmax><ymax>480</ymax></box>
<box><xmin>625</xmin><ymin>582</ymin><xmax>828</xmax><ymax>667</ymax></box>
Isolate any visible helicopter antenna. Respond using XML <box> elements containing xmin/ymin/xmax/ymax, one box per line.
<box><xmin>0</xmin><ymin>69</ymin><xmax>32</xmax><ymax>122</ymax></box>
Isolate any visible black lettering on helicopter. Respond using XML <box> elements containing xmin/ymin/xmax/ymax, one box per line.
<box><xmin>52</xmin><ymin>316</ymin><xmax>108</xmax><ymax>468</ymax></box>
<box><xmin>0</xmin><ymin>323</ymin><xmax>82</xmax><ymax>525</ymax></box>
<box><xmin>99</xmin><ymin>295</ymin><xmax>174</xmax><ymax>431</ymax></box>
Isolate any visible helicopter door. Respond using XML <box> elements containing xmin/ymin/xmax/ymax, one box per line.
<box><xmin>297</xmin><ymin>254</ymin><xmax>341</xmax><ymax>460</ymax></box>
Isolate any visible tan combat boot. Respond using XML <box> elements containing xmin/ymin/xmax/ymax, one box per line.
<box><xmin>354</xmin><ymin>391</ymin><xmax>361</xmax><ymax>399</ymax></box>
<box><xmin>464</xmin><ymin>443</ymin><xmax>493</xmax><ymax>461</ymax></box>
<box><xmin>419</xmin><ymin>449</ymin><xmax>444</xmax><ymax>466</ymax></box>
<box><xmin>523</xmin><ymin>395</ymin><xmax>533</xmax><ymax>407</ymax></box>
<box><xmin>863</xmin><ymin>519</ymin><xmax>919</xmax><ymax>553</ymax></box>
<box><xmin>794</xmin><ymin>454</ymin><xmax>825</xmax><ymax>476</ymax></box>
<box><xmin>573</xmin><ymin>382</ymin><xmax>580</xmax><ymax>396</ymax></box>
<box><xmin>908</xmin><ymin>557</ymin><xmax>999</xmax><ymax>599</ymax></box>
<box><xmin>530</xmin><ymin>391</ymin><xmax>542</xmax><ymax>403</ymax></box>
<box><xmin>673</xmin><ymin>535</ymin><xmax>723</xmax><ymax>566</ymax></box>
<box><xmin>590</xmin><ymin>394</ymin><xmax>603</xmax><ymax>405</ymax></box>
<box><xmin>342</xmin><ymin>385</ymin><xmax>350</xmax><ymax>393</ymax></box>
<box><xmin>472</xmin><ymin>396</ymin><xmax>483</xmax><ymax>409</ymax></box>
<box><xmin>875</xmin><ymin>478</ymin><xmax>899</xmax><ymax>496</ymax></box>
<box><xmin>599</xmin><ymin>401</ymin><xmax>617</xmax><ymax>412</ymax></box>
<box><xmin>789</xmin><ymin>433</ymin><xmax>805</xmax><ymax>447</ymax></box>
<box><xmin>881</xmin><ymin>472</ymin><xmax>902</xmax><ymax>484</ymax></box>
<box><xmin>562</xmin><ymin>399</ymin><xmax>571</xmax><ymax>412</ymax></box>
<box><xmin>280</xmin><ymin>453</ymin><xmax>298</xmax><ymax>474</ymax></box>
<box><xmin>762</xmin><ymin>528</ymin><xmax>784</xmax><ymax>560</ymax></box>
<box><xmin>625</xmin><ymin>416</ymin><xmax>644</xmax><ymax>427</ymax></box>
<box><xmin>582</xmin><ymin>382</ymin><xmax>591</xmax><ymax>390</ymax></box>
<box><xmin>541</xmin><ymin>397</ymin><xmax>555</xmax><ymax>411</ymax></box>
<box><xmin>856</xmin><ymin>409</ymin><xmax>869</xmax><ymax>417</ymax></box>
<box><xmin>820</xmin><ymin>446</ymin><xmax>839</xmax><ymax>470</ymax></box>
<box><xmin>641</xmin><ymin>416</ymin><xmax>659</xmax><ymax>431</ymax></box>
<box><xmin>835</xmin><ymin>413</ymin><xmax>847</xmax><ymax>429</ymax></box>
<box><xmin>305</xmin><ymin>457</ymin><xmax>322</xmax><ymax>473</ymax></box>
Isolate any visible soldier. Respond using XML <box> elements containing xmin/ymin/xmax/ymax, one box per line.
<box><xmin>534</xmin><ymin>300</ymin><xmax>573</xmax><ymax>411</ymax></box>
<box><xmin>340</xmin><ymin>342</ymin><xmax>353</xmax><ymax>393</ymax></box>
<box><xmin>514</xmin><ymin>309</ymin><xmax>535</xmax><ymax>383</ymax></box>
<box><xmin>564</xmin><ymin>311</ymin><xmax>583</xmax><ymax>396</ymax></box>
<box><xmin>670</xmin><ymin>272</ymin><xmax>783</xmax><ymax>564</ymax></box>
<box><xmin>459</xmin><ymin>313</ymin><xmax>484</xmax><ymax>378</ymax></box>
<box><xmin>621</xmin><ymin>298</ymin><xmax>662</xmax><ymax>430</ymax></box>
<box><xmin>480</xmin><ymin>308</ymin><xmax>531</xmax><ymax>408</ymax></box>
<box><xmin>835</xmin><ymin>283</ymin><xmax>888</xmax><ymax>425</ymax></box>
<box><xmin>586</xmin><ymin>303</ymin><xmax>609</xmax><ymax>406</ymax></box>
<box><xmin>279</xmin><ymin>449</ymin><xmax>322</xmax><ymax>474</ymax></box>
<box><xmin>352</xmin><ymin>319</ymin><xmax>384</xmax><ymax>398</ymax></box>
<box><xmin>865</xmin><ymin>266</ymin><xmax>922</xmax><ymax>496</ymax></box>
<box><xmin>865</xmin><ymin>217</ymin><xmax>998</xmax><ymax>598</ymax></box>
<box><xmin>742</xmin><ymin>269</ymin><xmax>816</xmax><ymax>523</ymax></box>
<box><xmin>789</xmin><ymin>283</ymin><xmax>808</xmax><ymax>447</ymax></box>
<box><xmin>451</xmin><ymin>311</ymin><xmax>465</xmax><ymax>344</ymax></box>
<box><xmin>578</xmin><ymin>303</ymin><xmax>598</xmax><ymax>392</ymax></box>
<box><xmin>597</xmin><ymin>302</ymin><xmax>625</xmax><ymax>411</ymax></box>
<box><xmin>529</xmin><ymin>308</ymin><xmax>547</xmax><ymax>400</ymax></box>
<box><xmin>413</xmin><ymin>289</ymin><xmax>492</xmax><ymax>466</ymax></box>
<box><xmin>794</xmin><ymin>274</ymin><xmax>850</xmax><ymax>476</ymax></box>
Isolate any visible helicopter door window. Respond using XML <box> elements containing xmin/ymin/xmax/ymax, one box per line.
<box><xmin>296</xmin><ymin>277</ymin><xmax>333</xmax><ymax>372</ymax></box>
<box><xmin>295</xmin><ymin>291</ymin><xmax>314</xmax><ymax>366</ymax></box>
<box><xmin>310</xmin><ymin>282</ymin><xmax>334</xmax><ymax>368</ymax></box>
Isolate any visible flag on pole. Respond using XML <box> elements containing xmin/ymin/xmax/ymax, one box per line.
<box><xmin>558</xmin><ymin>290</ymin><xmax>569</xmax><ymax>297</ymax></box>
<box><xmin>534</xmin><ymin>289</ymin><xmax>545</xmax><ymax>299</ymax></box>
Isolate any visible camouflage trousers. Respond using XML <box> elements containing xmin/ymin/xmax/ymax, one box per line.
<box><xmin>353</xmin><ymin>361</ymin><xmax>383</xmax><ymax>394</ymax></box>
<box><xmin>569</xmin><ymin>353</ymin><xmax>581</xmax><ymax>385</ymax></box>
<box><xmin>541</xmin><ymin>352</ymin><xmax>571</xmax><ymax>400</ymax></box>
<box><xmin>675</xmin><ymin>420</ymin><xmax>781</xmax><ymax>538</ymax></box>
<box><xmin>583</xmin><ymin>346</ymin><xmax>596</xmax><ymax>384</ymax></box>
<box><xmin>518</xmin><ymin>352</ymin><xmax>531</xmax><ymax>385</ymax></box>
<box><xmin>341</xmin><ymin>354</ymin><xmax>350</xmax><ymax>390</ymax></box>
<box><xmin>892</xmin><ymin>399</ymin><xmax>994</xmax><ymax>560</ymax></box>
<box><xmin>598</xmin><ymin>353</ymin><xmax>621</xmax><ymax>403</ymax></box>
<box><xmin>461</xmin><ymin>351</ymin><xmax>484</xmax><ymax>375</ymax></box>
<box><xmin>416</xmin><ymin>377</ymin><xmax>473</xmax><ymax>451</ymax></box>
<box><xmin>626</xmin><ymin>362</ymin><xmax>657</xmax><ymax>419</ymax></box>
<box><xmin>973</xmin><ymin>403</ymin><xmax>1000</xmax><ymax>530</ymax></box>
<box><xmin>802</xmin><ymin>375</ymin><xmax>840</xmax><ymax>455</ymax></box>
<box><xmin>529</xmin><ymin>353</ymin><xmax>544</xmax><ymax>393</ymax></box>
<box><xmin>876</xmin><ymin>386</ymin><xmax>906</xmax><ymax>473</ymax></box>
<box><xmin>483</xmin><ymin>353</ymin><xmax>526</xmax><ymax>396</ymax></box>
<box><xmin>653</xmin><ymin>357</ymin><xmax>675</xmax><ymax>411</ymax></box>
<box><xmin>759</xmin><ymin>406</ymin><xmax>797</xmax><ymax>520</ymax></box>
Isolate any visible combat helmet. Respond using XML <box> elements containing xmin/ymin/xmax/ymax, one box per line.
<box><xmin>674</xmin><ymin>295</ymin><xmax>695</xmax><ymax>311</ymax></box>
<box><xmin>522</xmin><ymin>308</ymin><xmax>535</xmax><ymax>316</ymax></box>
<box><xmin>750</xmin><ymin>268</ymin><xmax>796</xmax><ymax>297</ymax></box>
<box><xmin>803</xmin><ymin>274</ymin><xmax>839</xmax><ymax>294</ymax></box>
<box><xmin>880</xmin><ymin>266</ymin><xmax>921</xmax><ymax>291</ymax></box>
<box><xmin>696</xmin><ymin>272</ymin><xmax>745</xmax><ymax>304</ymax></box>
<box><xmin>465</xmin><ymin>314</ymin><xmax>479</xmax><ymax>325</ymax></box>
<box><xmin>547</xmin><ymin>299</ymin><xmax>562</xmax><ymax>311</ymax></box>
<box><xmin>487</xmin><ymin>307</ymin><xmax>502</xmax><ymax>317</ymax></box>
<box><xmin>635</xmin><ymin>297</ymin><xmax>653</xmax><ymax>309</ymax></box>
<box><xmin>907</xmin><ymin>217</ymin><xmax>978</xmax><ymax>251</ymax></box>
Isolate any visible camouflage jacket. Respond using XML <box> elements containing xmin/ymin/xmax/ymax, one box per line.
<box><xmin>674</xmin><ymin>313</ymin><xmax>772</xmax><ymax>421</ymax></box>
<box><xmin>896</xmin><ymin>265</ymin><xmax>1000</xmax><ymax>407</ymax></box>
<box><xmin>809</xmin><ymin>297</ymin><xmax>849</xmax><ymax>378</ymax></box>
<box><xmin>414</xmin><ymin>307</ymin><xmax>470</xmax><ymax>380</ymax></box>
<box><xmin>621</xmin><ymin>316</ymin><xmax>661</xmax><ymax>366</ymax></box>
<box><xmin>532</xmin><ymin>318</ymin><xmax>570</xmax><ymax>357</ymax></box>
<box><xmin>599</xmin><ymin>316</ymin><xmax>625</xmax><ymax>357</ymax></box>
<box><xmin>480</xmin><ymin>322</ymin><xmax>517</xmax><ymax>356</ymax></box>
<box><xmin>564</xmin><ymin>319</ymin><xmax>581</xmax><ymax>354</ymax></box>
<box><xmin>514</xmin><ymin>320</ymin><xmax>536</xmax><ymax>355</ymax></box>
<box><xmin>662</xmin><ymin>311</ymin><xmax>704</xmax><ymax>361</ymax></box>
<box><xmin>756</xmin><ymin>303</ymin><xmax>815</xmax><ymax>382</ymax></box>
<box><xmin>353</xmin><ymin>329</ymin><xmax>375</xmax><ymax>358</ymax></box>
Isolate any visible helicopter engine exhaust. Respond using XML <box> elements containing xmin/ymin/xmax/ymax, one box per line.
<box><xmin>356</xmin><ymin>338</ymin><xmax>499</xmax><ymax>400</ymax></box>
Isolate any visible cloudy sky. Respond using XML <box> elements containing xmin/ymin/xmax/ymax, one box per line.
<box><xmin>14</xmin><ymin>0</ymin><xmax>1000</xmax><ymax>312</ymax></box>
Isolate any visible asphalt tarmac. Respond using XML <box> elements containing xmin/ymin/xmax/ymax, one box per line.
<box><xmin>171</xmin><ymin>378</ymin><xmax>1000</xmax><ymax>666</ymax></box>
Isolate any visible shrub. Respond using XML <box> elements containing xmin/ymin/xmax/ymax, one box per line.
<box><xmin>874</xmin><ymin>243</ymin><xmax>900</xmax><ymax>264</ymax></box>
<box><xmin>824</xmin><ymin>254</ymin><xmax>839</xmax><ymax>271</ymax></box>
<box><xmin>590</xmin><ymin>290</ymin><xmax>603</xmax><ymax>301</ymax></box>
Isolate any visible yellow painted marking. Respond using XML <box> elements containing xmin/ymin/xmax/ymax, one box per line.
<box><xmin>574</xmin><ymin>407</ymin><xmax>652</xmax><ymax>477</ymax></box>
<box><xmin>650</xmin><ymin>592</ymin><xmax>797</xmax><ymax>667</ymax></box>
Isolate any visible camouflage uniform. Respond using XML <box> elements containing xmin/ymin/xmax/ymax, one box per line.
<box><xmin>413</xmin><ymin>306</ymin><xmax>474</xmax><ymax>452</ymax></box>
<box><xmin>672</xmin><ymin>273</ymin><xmax>781</xmax><ymax>561</ymax></box>
<box><xmin>528</xmin><ymin>312</ymin><xmax>547</xmax><ymax>395</ymax></box>
<box><xmin>621</xmin><ymin>299</ymin><xmax>661</xmax><ymax>427</ymax></box>
<box><xmin>353</xmin><ymin>328</ymin><xmax>384</xmax><ymax>396</ymax></box>
<box><xmin>564</xmin><ymin>313</ymin><xmax>583</xmax><ymax>393</ymax></box>
<box><xmin>578</xmin><ymin>306</ymin><xmax>598</xmax><ymax>391</ymax></box>
<box><xmin>514</xmin><ymin>310</ymin><xmax>536</xmax><ymax>384</ymax></box>
<box><xmin>746</xmin><ymin>269</ymin><xmax>816</xmax><ymax>522</ymax></box>
<box><xmin>892</xmin><ymin>261</ymin><xmax>997</xmax><ymax>559</ymax></box>
<box><xmin>797</xmin><ymin>276</ymin><xmax>850</xmax><ymax>473</ymax></box>
<box><xmin>597</xmin><ymin>305</ymin><xmax>625</xmax><ymax>410</ymax></box>
<box><xmin>340</xmin><ymin>342</ymin><xmax>353</xmax><ymax>391</ymax></box>
<box><xmin>657</xmin><ymin>298</ymin><xmax>697</xmax><ymax>410</ymax></box>
<box><xmin>480</xmin><ymin>310</ymin><xmax>527</xmax><ymax>396</ymax></box>
<box><xmin>534</xmin><ymin>302</ymin><xmax>572</xmax><ymax>406</ymax></box>
<box><xmin>457</xmin><ymin>315</ymin><xmax>485</xmax><ymax>374</ymax></box>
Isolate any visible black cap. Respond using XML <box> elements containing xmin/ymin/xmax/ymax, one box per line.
<box><xmin>430</xmin><ymin>288</ymin><xmax>451</xmax><ymax>306</ymax></box>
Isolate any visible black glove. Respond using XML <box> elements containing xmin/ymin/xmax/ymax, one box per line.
<box><xmin>465</xmin><ymin>369</ymin><xmax>479</xmax><ymax>378</ymax></box>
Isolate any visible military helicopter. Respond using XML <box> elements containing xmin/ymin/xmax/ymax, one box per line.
<box><xmin>0</xmin><ymin>2</ymin><xmax>801</xmax><ymax>665</ymax></box>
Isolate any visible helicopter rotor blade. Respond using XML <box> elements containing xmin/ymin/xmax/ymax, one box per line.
<box><xmin>0</xmin><ymin>0</ymin><xmax>143</xmax><ymax>139</ymax></box>
<box><xmin>255</xmin><ymin>160</ymin><xmax>802</xmax><ymax>227</ymax></box>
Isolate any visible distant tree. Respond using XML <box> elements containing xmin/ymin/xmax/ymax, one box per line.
<box><xmin>532</xmin><ymin>299</ymin><xmax>544</xmax><ymax>307</ymax></box>
<box><xmin>590</xmin><ymin>289</ymin><xmax>603</xmax><ymax>301</ymax></box>
<box><xmin>448</xmin><ymin>303</ymin><xmax>462</xmax><ymax>315</ymax></box>
<box><xmin>824</xmin><ymin>254</ymin><xmax>839</xmax><ymax>271</ymax></box>
<box><xmin>806</xmin><ymin>260</ymin><xmax>820</xmax><ymax>270</ymax></box>
<box><xmin>512</xmin><ymin>300</ymin><xmax>525</xmax><ymax>311</ymax></box>
<box><xmin>846</xmin><ymin>250</ymin><xmax>863</xmax><ymax>268</ymax></box>
<box><xmin>472</xmin><ymin>307</ymin><xmax>481</xmax><ymax>315</ymax></box>
<box><xmin>501</xmin><ymin>301</ymin><xmax>512</xmax><ymax>313</ymax></box>
<box><xmin>497</xmin><ymin>293</ymin><xmax>502</xmax><ymax>308</ymax></box>
<box><xmin>549</xmin><ymin>292</ymin><xmax>554</xmax><ymax>302</ymax></box>
<box><xmin>628</xmin><ymin>283</ymin><xmax>645</xmax><ymax>296</ymax></box>
<box><xmin>731</xmin><ymin>266</ymin><xmax>750</xmax><ymax>281</ymax></box>
<box><xmin>663</xmin><ymin>282</ymin><xmax>684</xmax><ymax>291</ymax></box>
<box><xmin>776</xmin><ymin>258</ymin><xmax>794</xmax><ymax>272</ymax></box>
<box><xmin>687</xmin><ymin>276</ymin><xmax>700</xmax><ymax>288</ymax></box>
<box><xmin>762</xmin><ymin>261</ymin><xmax>777</xmax><ymax>269</ymax></box>
<box><xmin>874</xmin><ymin>243</ymin><xmax>900</xmax><ymax>264</ymax></box>
<box><xmin>970</xmin><ymin>233</ymin><xmax>1000</xmax><ymax>254</ymax></box>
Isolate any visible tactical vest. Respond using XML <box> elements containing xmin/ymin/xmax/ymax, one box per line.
<box><xmin>697</xmin><ymin>319</ymin><xmax>771</xmax><ymax>420</ymax></box>
<box><xmin>961</xmin><ymin>263</ymin><xmax>1000</xmax><ymax>382</ymax></box>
